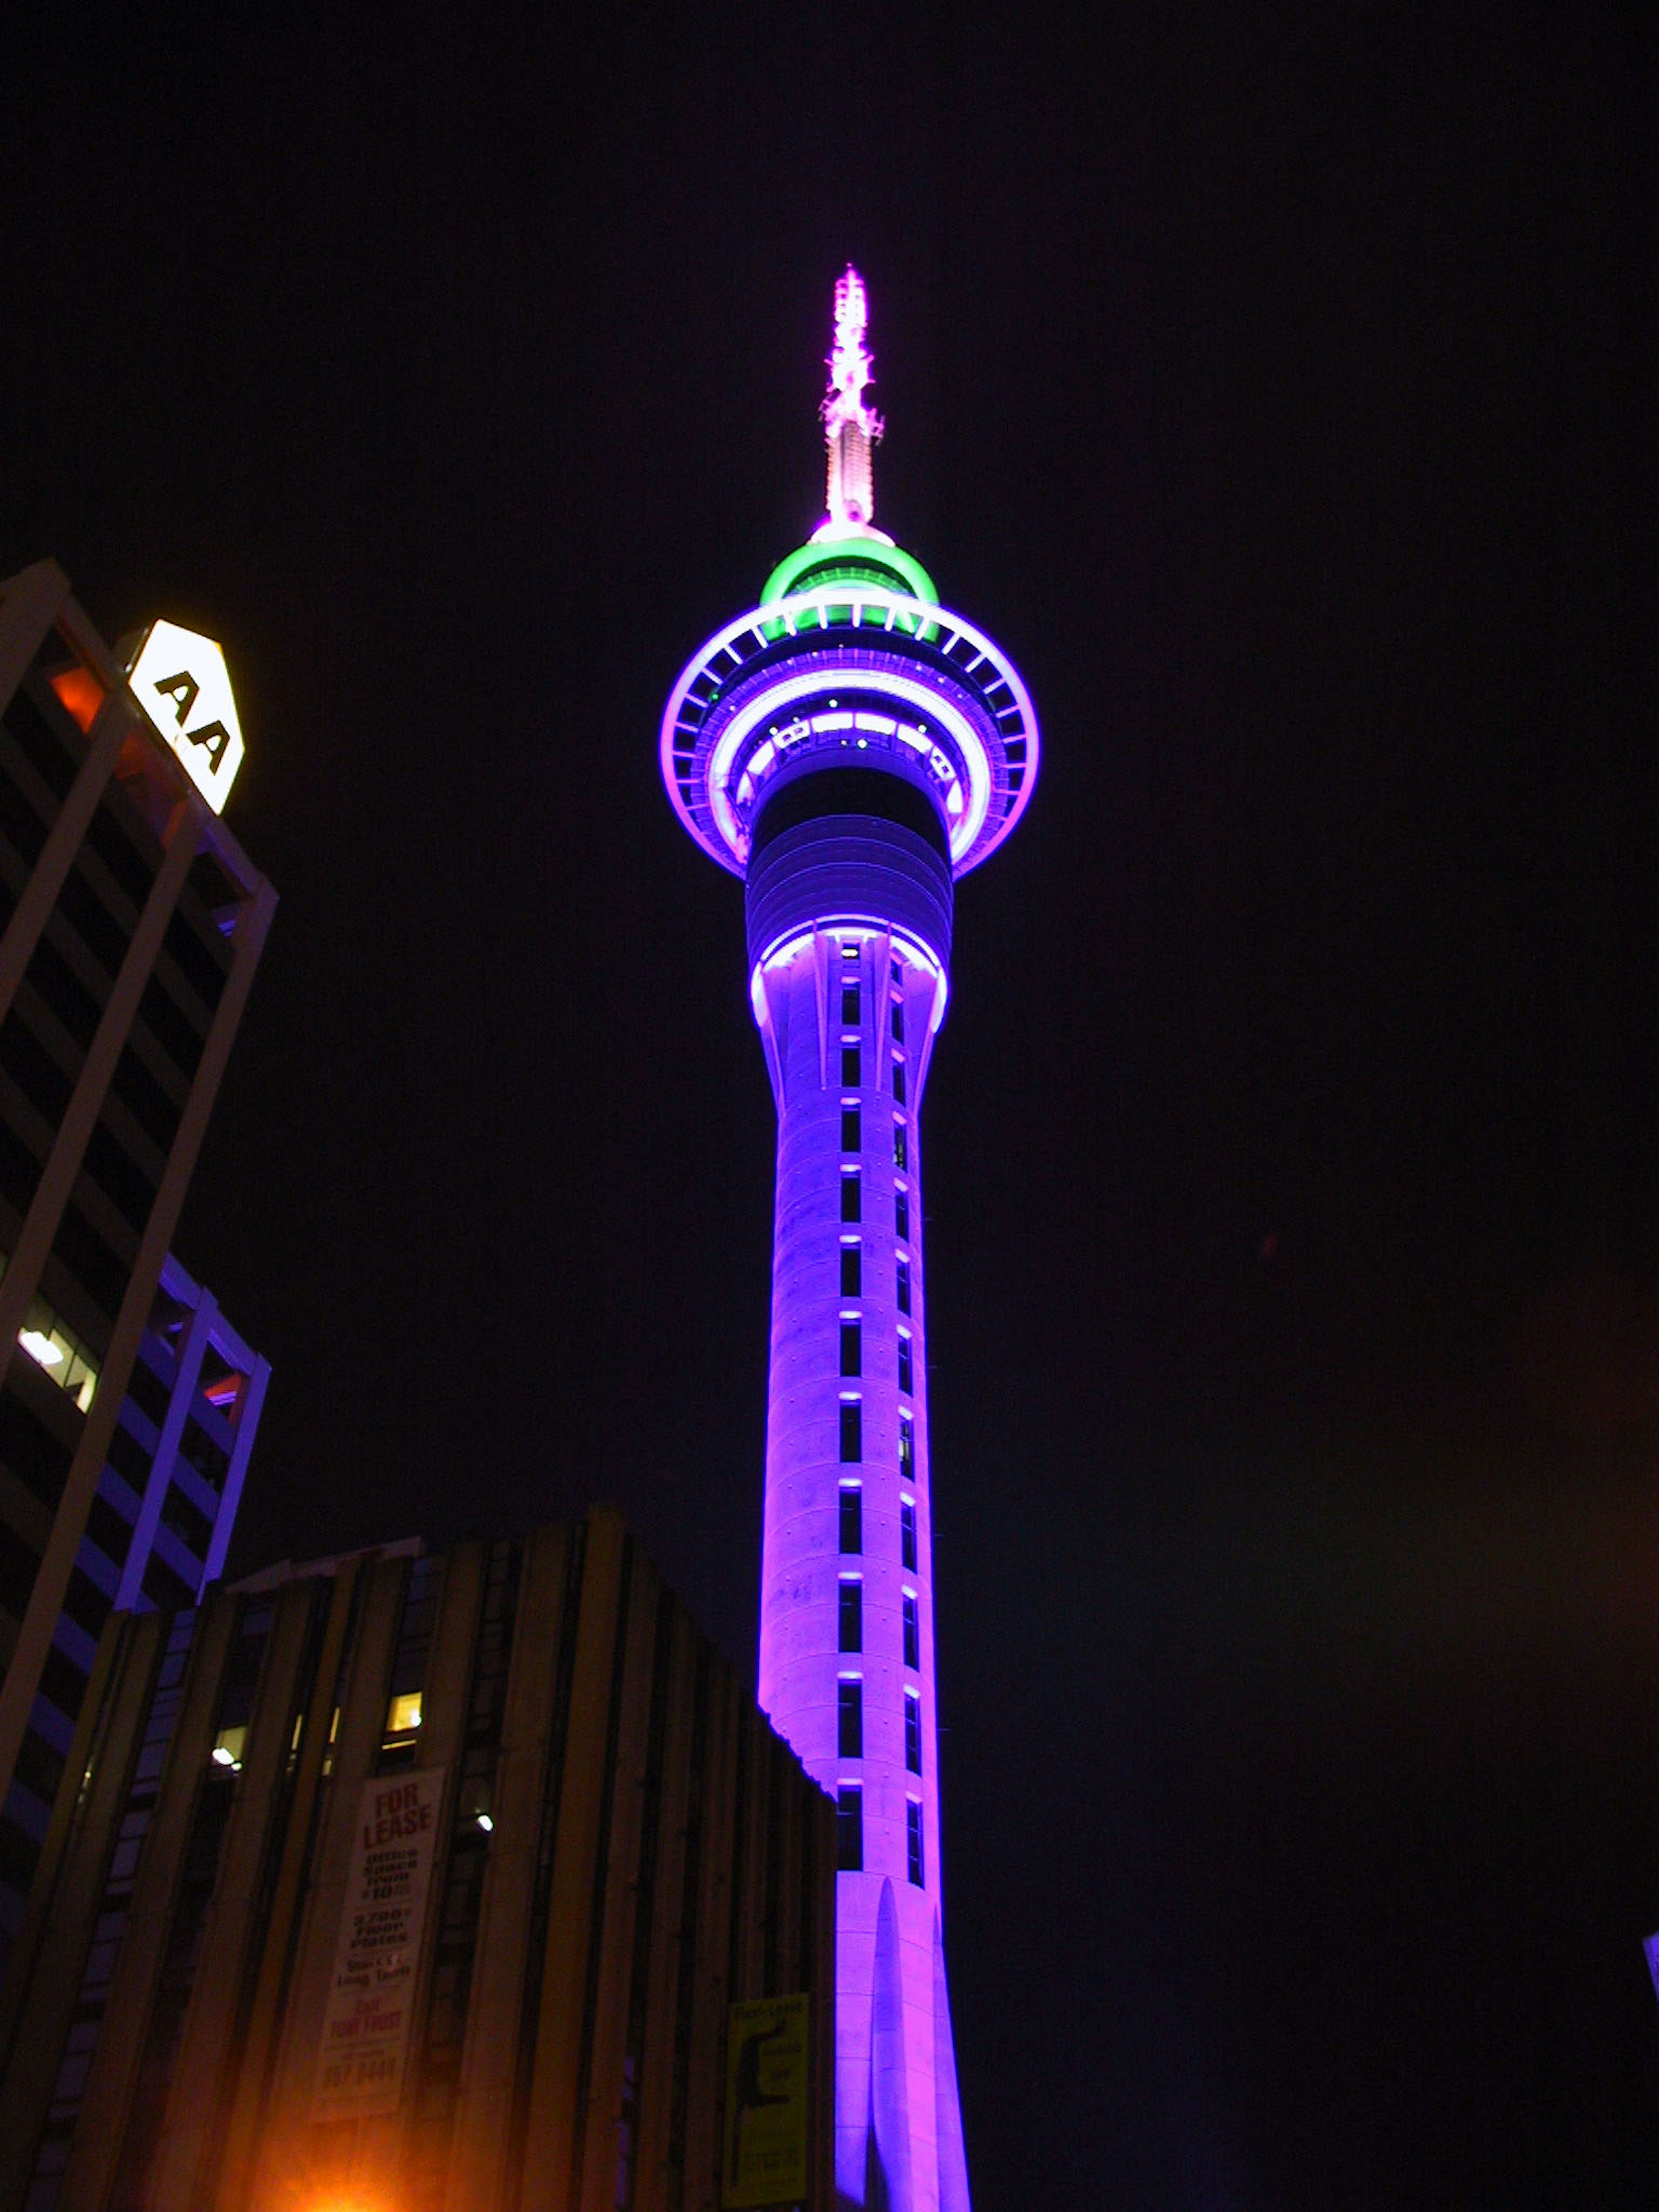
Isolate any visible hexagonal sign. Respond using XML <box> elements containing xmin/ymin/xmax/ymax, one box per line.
<box><xmin>125</xmin><ymin>618</ymin><xmax>246</xmax><ymax>815</ymax></box>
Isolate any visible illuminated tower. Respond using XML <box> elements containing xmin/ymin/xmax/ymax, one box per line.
<box><xmin>661</xmin><ymin>273</ymin><xmax>1037</xmax><ymax>2212</ymax></box>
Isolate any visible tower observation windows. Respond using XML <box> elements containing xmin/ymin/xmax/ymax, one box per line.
<box><xmin>841</xmin><ymin>1106</ymin><xmax>860</xmax><ymax>1154</ymax></box>
<box><xmin>841</xmin><ymin>1171</ymin><xmax>861</xmax><ymax>1224</ymax></box>
<box><xmin>901</xmin><ymin>1497</ymin><xmax>917</xmax><ymax>1571</ymax></box>
<box><xmin>892</xmin><ymin>1000</ymin><xmax>904</xmax><ymax>1043</ymax></box>
<box><xmin>894</xmin><ymin>1187</ymin><xmax>909</xmax><ymax>1240</ymax></box>
<box><xmin>839</xmin><ymin>1484</ymin><xmax>862</xmax><ymax>1554</ymax></box>
<box><xmin>898</xmin><ymin>1414</ymin><xmax>913</xmax><ymax>1479</ymax></box>
<box><xmin>893</xmin><ymin>1121</ymin><xmax>908</xmax><ymax>1171</ymax></box>
<box><xmin>903</xmin><ymin>1592</ymin><xmax>919</xmax><ymax>1669</ymax></box>
<box><xmin>837</xmin><ymin>1787</ymin><xmax>863</xmax><ymax>1871</ymax></box>
<box><xmin>905</xmin><ymin>1690</ymin><xmax>922</xmax><ymax>1774</ymax></box>
<box><xmin>840</xmin><ymin>1242</ymin><xmax>861</xmax><ymax>1297</ymax></box>
<box><xmin>838</xmin><ymin>1678</ymin><xmax>863</xmax><ymax>1758</ymax></box>
<box><xmin>907</xmin><ymin>1799</ymin><xmax>925</xmax><ymax>1886</ymax></box>
<box><xmin>841</xmin><ymin>982</ymin><xmax>860</xmax><ymax>1026</ymax></box>
<box><xmin>840</xmin><ymin>1321</ymin><xmax>861</xmax><ymax>1377</ymax></box>
<box><xmin>839</xmin><ymin>1401</ymin><xmax>861</xmax><ymax>1463</ymax></box>
<box><xmin>897</xmin><ymin>1333</ymin><xmax>913</xmax><ymax>1395</ymax></box>
<box><xmin>839</xmin><ymin>1579</ymin><xmax>862</xmax><ymax>1652</ymax></box>
<box><xmin>896</xmin><ymin>1255</ymin><xmax>911</xmax><ymax>1314</ymax></box>
<box><xmin>842</xmin><ymin>1045</ymin><xmax>861</xmax><ymax>1087</ymax></box>
<box><xmin>893</xmin><ymin>1060</ymin><xmax>906</xmax><ymax>1107</ymax></box>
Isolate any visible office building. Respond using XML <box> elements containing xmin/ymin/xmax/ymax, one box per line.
<box><xmin>0</xmin><ymin>1251</ymin><xmax>268</xmax><ymax>1961</ymax></box>
<box><xmin>0</xmin><ymin>1507</ymin><xmax>836</xmax><ymax>2212</ymax></box>
<box><xmin>660</xmin><ymin>273</ymin><xmax>1039</xmax><ymax>2211</ymax></box>
<box><xmin>0</xmin><ymin>561</ymin><xmax>275</xmax><ymax>1971</ymax></box>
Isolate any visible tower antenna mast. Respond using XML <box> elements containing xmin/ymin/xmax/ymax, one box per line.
<box><xmin>820</xmin><ymin>265</ymin><xmax>886</xmax><ymax>539</ymax></box>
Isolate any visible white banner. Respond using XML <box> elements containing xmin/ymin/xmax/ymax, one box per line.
<box><xmin>313</xmin><ymin>1769</ymin><xmax>446</xmax><ymax>2118</ymax></box>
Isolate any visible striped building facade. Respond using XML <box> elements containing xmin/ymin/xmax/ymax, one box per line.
<box><xmin>0</xmin><ymin>1507</ymin><xmax>834</xmax><ymax>2212</ymax></box>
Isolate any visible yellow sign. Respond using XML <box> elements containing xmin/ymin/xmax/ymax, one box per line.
<box><xmin>126</xmin><ymin>617</ymin><xmax>246</xmax><ymax>814</ymax></box>
<box><xmin>723</xmin><ymin>1993</ymin><xmax>810</xmax><ymax>2208</ymax></box>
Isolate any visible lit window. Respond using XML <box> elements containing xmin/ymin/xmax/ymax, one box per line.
<box><xmin>211</xmin><ymin>1725</ymin><xmax>246</xmax><ymax>1771</ymax></box>
<box><xmin>906</xmin><ymin>1799</ymin><xmax>924</xmax><ymax>1886</ymax></box>
<box><xmin>842</xmin><ymin>1171</ymin><xmax>861</xmax><ymax>1223</ymax></box>
<box><xmin>839</xmin><ymin>1579</ymin><xmax>862</xmax><ymax>1652</ymax></box>
<box><xmin>905</xmin><ymin>1691</ymin><xmax>922</xmax><ymax>1774</ymax></box>
<box><xmin>892</xmin><ymin>1060</ymin><xmax>906</xmax><ymax>1107</ymax></box>
<box><xmin>894</xmin><ymin>1187</ymin><xmax>909</xmax><ymax>1239</ymax></box>
<box><xmin>893</xmin><ymin>1121</ymin><xmax>908</xmax><ymax>1170</ymax></box>
<box><xmin>896</xmin><ymin>1255</ymin><xmax>911</xmax><ymax>1314</ymax></box>
<box><xmin>385</xmin><ymin>1691</ymin><xmax>422</xmax><ymax>1738</ymax></box>
<box><xmin>892</xmin><ymin>1000</ymin><xmax>904</xmax><ymax>1043</ymax></box>
<box><xmin>837</xmin><ymin>1786</ymin><xmax>863</xmax><ymax>1871</ymax></box>
<box><xmin>897</xmin><ymin>1334</ymin><xmax>913</xmax><ymax>1395</ymax></box>
<box><xmin>841</xmin><ymin>1321</ymin><xmax>861</xmax><ymax>1377</ymax></box>
<box><xmin>842</xmin><ymin>941</ymin><xmax>859</xmax><ymax>962</ymax></box>
<box><xmin>901</xmin><ymin>1497</ymin><xmax>917</xmax><ymax>1571</ymax></box>
<box><xmin>841</xmin><ymin>1106</ymin><xmax>861</xmax><ymax>1154</ymax></box>
<box><xmin>839</xmin><ymin>1484</ymin><xmax>862</xmax><ymax>1553</ymax></box>
<box><xmin>842</xmin><ymin>983</ymin><xmax>860</xmax><ymax>1026</ymax></box>
<box><xmin>838</xmin><ymin>1678</ymin><xmax>863</xmax><ymax>1758</ymax></box>
<box><xmin>839</xmin><ymin>1402</ymin><xmax>862</xmax><ymax>1463</ymax></box>
<box><xmin>840</xmin><ymin>1243</ymin><xmax>861</xmax><ymax>1297</ymax></box>
<box><xmin>842</xmin><ymin>1045</ymin><xmax>861</xmax><ymax>1087</ymax></box>
<box><xmin>903</xmin><ymin>1592</ymin><xmax>919</xmax><ymax>1669</ymax></box>
<box><xmin>898</xmin><ymin>1415</ymin><xmax>913</xmax><ymax>1478</ymax></box>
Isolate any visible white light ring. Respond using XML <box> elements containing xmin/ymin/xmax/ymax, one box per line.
<box><xmin>750</xmin><ymin>923</ymin><xmax>949</xmax><ymax>1032</ymax></box>
<box><xmin>705</xmin><ymin>668</ymin><xmax>991</xmax><ymax>866</ymax></box>
<box><xmin>659</xmin><ymin>587</ymin><xmax>1039</xmax><ymax>878</ymax></box>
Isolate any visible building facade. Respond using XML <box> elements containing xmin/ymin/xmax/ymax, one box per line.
<box><xmin>0</xmin><ymin>563</ymin><xmax>276</xmax><ymax>1971</ymax></box>
<box><xmin>0</xmin><ymin>1508</ymin><xmax>836</xmax><ymax>2212</ymax></box>
<box><xmin>0</xmin><ymin>1252</ymin><xmax>269</xmax><ymax>1961</ymax></box>
<box><xmin>660</xmin><ymin>275</ymin><xmax>1038</xmax><ymax>2212</ymax></box>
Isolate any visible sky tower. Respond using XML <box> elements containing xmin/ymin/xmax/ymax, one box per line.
<box><xmin>661</xmin><ymin>272</ymin><xmax>1037</xmax><ymax>2212</ymax></box>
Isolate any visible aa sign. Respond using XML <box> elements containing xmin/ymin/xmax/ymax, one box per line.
<box><xmin>126</xmin><ymin>618</ymin><xmax>245</xmax><ymax>814</ymax></box>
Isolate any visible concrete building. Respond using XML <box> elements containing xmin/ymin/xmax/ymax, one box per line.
<box><xmin>0</xmin><ymin>562</ymin><xmax>275</xmax><ymax>1971</ymax></box>
<box><xmin>0</xmin><ymin>1507</ymin><xmax>836</xmax><ymax>2212</ymax></box>
<box><xmin>659</xmin><ymin>273</ymin><xmax>1039</xmax><ymax>2212</ymax></box>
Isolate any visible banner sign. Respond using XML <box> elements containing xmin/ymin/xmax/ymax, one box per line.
<box><xmin>313</xmin><ymin>1769</ymin><xmax>445</xmax><ymax>2118</ymax></box>
<box><xmin>125</xmin><ymin>617</ymin><xmax>246</xmax><ymax>814</ymax></box>
<box><xmin>722</xmin><ymin>1993</ymin><xmax>810</xmax><ymax>2207</ymax></box>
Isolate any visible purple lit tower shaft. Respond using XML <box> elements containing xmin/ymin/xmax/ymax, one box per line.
<box><xmin>661</xmin><ymin>271</ymin><xmax>1037</xmax><ymax>2212</ymax></box>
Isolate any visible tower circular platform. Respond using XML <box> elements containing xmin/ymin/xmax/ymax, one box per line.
<box><xmin>661</xmin><ymin>580</ymin><xmax>1039</xmax><ymax>880</ymax></box>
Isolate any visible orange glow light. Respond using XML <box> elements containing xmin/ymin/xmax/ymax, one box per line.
<box><xmin>49</xmin><ymin>663</ymin><xmax>106</xmax><ymax>734</ymax></box>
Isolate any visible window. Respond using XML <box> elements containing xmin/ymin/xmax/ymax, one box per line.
<box><xmin>901</xmin><ymin>1497</ymin><xmax>917</xmax><ymax>1571</ymax></box>
<box><xmin>905</xmin><ymin>1691</ymin><xmax>922</xmax><ymax>1775</ymax></box>
<box><xmin>897</xmin><ymin>1333</ymin><xmax>913</xmax><ymax>1395</ymax></box>
<box><xmin>893</xmin><ymin>1060</ymin><xmax>906</xmax><ymax>1106</ymax></box>
<box><xmin>896</xmin><ymin>1254</ymin><xmax>911</xmax><ymax>1314</ymax></box>
<box><xmin>894</xmin><ymin>1186</ymin><xmax>909</xmax><ymax>1239</ymax></box>
<box><xmin>838</xmin><ymin>1679</ymin><xmax>862</xmax><ymax>1758</ymax></box>
<box><xmin>839</xmin><ymin>1484</ymin><xmax>862</xmax><ymax>1553</ymax></box>
<box><xmin>907</xmin><ymin>1800</ymin><xmax>924</xmax><ymax>1886</ymax></box>
<box><xmin>893</xmin><ymin>1121</ymin><xmax>908</xmax><ymax>1170</ymax></box>
<box><xmin>839</xmin><ymin>1401</ymin><xmax>861</xmax><ymax>1462</ymax></box>
<box><xmin>841</xmin><ymin>983</ymin><xmax>859</xmax><ymax>1025</ymax></box>
<box><xmin>840</xmin><ymin>1321</ymin><xmax>861</xmax><ymax>1377</ymax></box>
<box><xmin>837</xmin><ymin>1786</ymin><xmax>863</xmax><ymax>1871</ymax></box>
<box><xmin>841</xmin><ymin>1106</ymin><xmax>861</xmax><ymax>1154</ymax></box>
<box><xmin>842</xmin><ymin>1171</ymin><xmax>861</xmax><ymax>1223</ymax></box>
<box><xmin>842</xmin><ymin>1045</ymin><xmax>861</xmax><ymax>1087</ymax></box>
<box><xmin>839</xmin><ymin>1578</ymin><xmax>862</xmax><ymax>1651</ymax></box>
<box><xmin>892</xmin><ymin>999</ymin><xmax>904</xmax><ymax>1043</ymax></box>
<box><xmin>840</xmin><ymin>1242</ymin><xmax>861</xmax><ymax>1297</ymax></box>
<box><xmin>898</xmin><ymin>1416</ymin><xmax>913</xmax><ymax>1478</ymax></box>
<box><xmin>903</xmin><ymin>1592</ymin><xmax>919</xmax><ymax>1669</ymax></box>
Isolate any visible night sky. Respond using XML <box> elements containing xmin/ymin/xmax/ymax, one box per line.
<box><xmin>5</xmin><ymin>7</ymin><xmax>1659</xmax><ymax>2203</ymax></box>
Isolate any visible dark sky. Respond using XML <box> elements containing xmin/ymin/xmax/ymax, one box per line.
<box><xmin>6</xmin><ymin>6</ymin><xmax>1659</xmax><ymax>2203</ymax></box>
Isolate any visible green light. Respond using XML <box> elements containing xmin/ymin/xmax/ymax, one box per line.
<box><xmin>760</xmin><ymin>536</ymin><xmax>939</xmax><ymax>608</ymax></box>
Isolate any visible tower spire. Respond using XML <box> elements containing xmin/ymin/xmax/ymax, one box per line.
<box><xmin>818</xmin><ymin>264</ymin><xmax>885</xmax><ymax>539</ymax></box>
